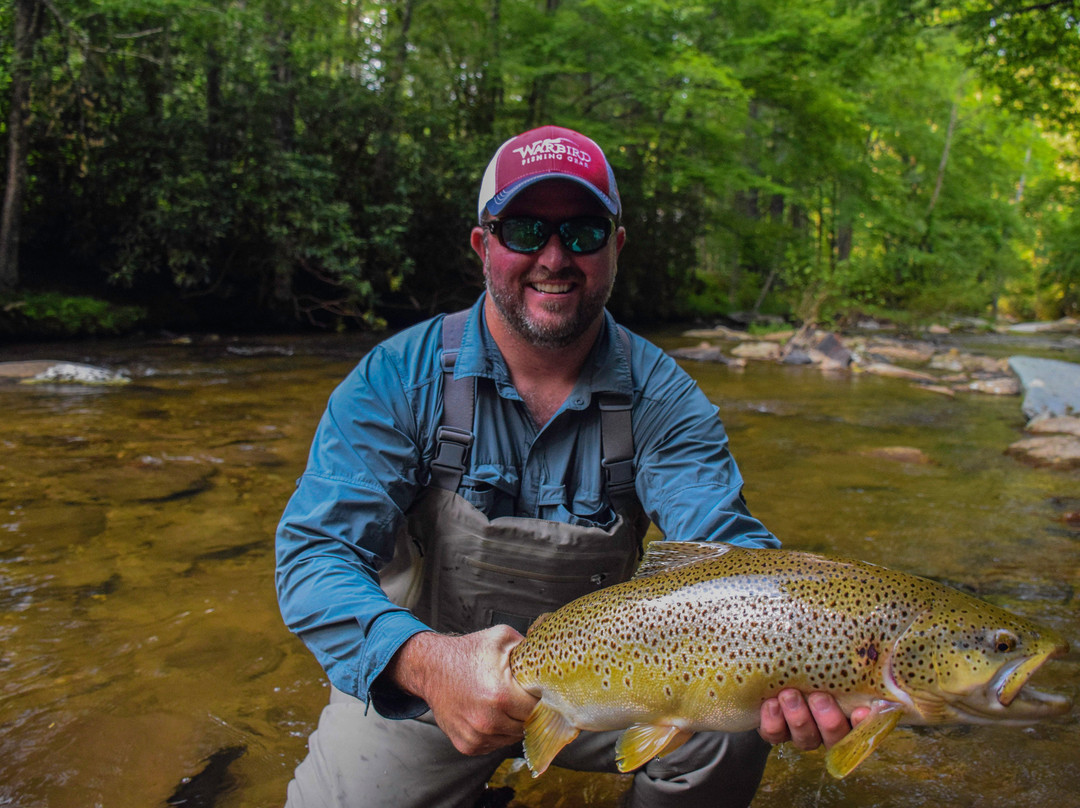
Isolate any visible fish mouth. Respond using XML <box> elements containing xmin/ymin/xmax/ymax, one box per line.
<box><xmin>957</xmin><ymin>645</ymin><xmax>1072</xmax><ymax>724</ymax></box>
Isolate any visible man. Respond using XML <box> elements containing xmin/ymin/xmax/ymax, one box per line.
<box><xmin>276</xmin><ymin>125</ymin><xmax>863</xmax><ymax>808</ymax></box>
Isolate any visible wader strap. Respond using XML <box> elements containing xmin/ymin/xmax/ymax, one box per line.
<box><xmin>429</xmin><ymin>310</ymin><xmax>474</xmax><ymax>492</ymax></box>
<box><xmin>432</xmin><ymin>310</ymin><xmax>637</xmax><ymax>506</ymax></box>
<box><xmin>600</xmin><ymin>326</ymin><xmax>636</xmax><ymax>508</ymax></box>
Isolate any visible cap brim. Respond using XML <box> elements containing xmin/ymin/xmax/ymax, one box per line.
<box><xmin>482</xmin><ymin>174</ymin><xmax>620</xmax><ymax>220</ymax></box>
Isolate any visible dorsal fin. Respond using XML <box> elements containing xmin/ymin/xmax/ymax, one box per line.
<box><xmin>632</xmin><ymin>541</ymin><xmax>737</xmax><ymax>579</ymax></box>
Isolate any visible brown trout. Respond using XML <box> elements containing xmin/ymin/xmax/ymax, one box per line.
<box><xmin>509</xmin><ymin>541</ymin><xmax>1071</xmax><ymax>779</ymax></box>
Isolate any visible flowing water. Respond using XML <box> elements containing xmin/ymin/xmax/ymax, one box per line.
<box><xmin>1</xmin><ymin>328</ymin><xmax>1077</xmax><ymax>808</ymax></box>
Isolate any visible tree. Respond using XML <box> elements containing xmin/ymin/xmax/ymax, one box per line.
<box><xmin>1</xmin><ymin>0</ymin><xmax>1076</xmax><ymax>330</ymax></box>
<box><xmin>0</xmin><ymin>0</ymin><xmax>41</xmax><ymax>291</ymax></box>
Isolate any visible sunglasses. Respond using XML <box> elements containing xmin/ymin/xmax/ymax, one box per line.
<box><xmin>484</xmin><ymin>215</ymin><xmax>615</xmax><ymax>255</ymax></box>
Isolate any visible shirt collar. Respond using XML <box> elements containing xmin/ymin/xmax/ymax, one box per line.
<box><xmin>454</xmin><ymin>293</ymin><xmax>633</xmax><ymax>402</ymax></box>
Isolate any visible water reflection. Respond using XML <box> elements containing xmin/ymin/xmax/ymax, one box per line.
<box><xmin>0</xmin><ymin>332</ymin><xmax>1076</xmax><ymax>808</ymax></box>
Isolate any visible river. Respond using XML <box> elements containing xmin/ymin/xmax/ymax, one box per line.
<box><xmin>1</xmin><ymin>327</ymin><xmax>1077</xmax><ymax>808</ymax></box>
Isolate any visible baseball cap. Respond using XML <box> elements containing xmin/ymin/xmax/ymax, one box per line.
<box><xmin>477</xmin><ymin>126</ymin><xmax>620</xmax><ymax>221</ymax></box>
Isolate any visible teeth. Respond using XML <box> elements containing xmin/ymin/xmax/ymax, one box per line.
<box><xmin>533</xmin><ymin>283</ymin><xmax>572</xmax><ymax>294</ymax></box>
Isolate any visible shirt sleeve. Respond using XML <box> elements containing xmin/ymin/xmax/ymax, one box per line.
<box><xmin>631</xmin><ymin>343</ymin><xmax>781</xmax><ymax>549</ymax></box>
<box><xmin>274</xmin><ymin>344</ymin><xmax>434</xmax><ymax>718</ymax></box>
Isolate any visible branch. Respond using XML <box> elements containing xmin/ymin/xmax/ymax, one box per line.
<box><xmin>932</xmin><ymin>0</ymin><xmax>1079</xmax><ymax>30</ymax></box>
<box><xmin>993</xmin><ymin>1</ymin><xmax>1078</xmax><ymax>15</ymax></box>
<box><xmin>112</xmin><ymin>27</ymin><xmax>166</xmax><ymax>41</ymax></box>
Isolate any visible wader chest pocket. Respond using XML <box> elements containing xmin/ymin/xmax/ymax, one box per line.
<box><xmin>397</xmin><ymin>488</ymin><xmax>641</xmax><ymax>635</ymax></box>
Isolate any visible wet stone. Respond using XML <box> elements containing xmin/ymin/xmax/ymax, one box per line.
<box><xmin>1006</xmin><ymin>435</ymin><xmax>1080</xmax><ymax>470</ymax></box>
<box><xmin>966</xmin><ymin>376</ymin><xmax>1021</xmax><ymax>396</ymax></box>
<box><xmin>668</xmin><ymin>343</ymin><xmax>745</xmax><ymax>367</ymax></box>
<box><xmin>731</xmin><ymin>341</ymin><xmax>783</xmax><ymax>361</ymax></box>
<box><xmin>1028</xmin><ymin>415</ymin><xmax>1080</xmax><ymax>437</ymax></box>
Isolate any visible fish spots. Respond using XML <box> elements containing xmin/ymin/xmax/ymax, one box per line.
<box><xmin>508</xmin><ymin>544</ymin><xmax>1066</xmax><ymax>748</ymax></box>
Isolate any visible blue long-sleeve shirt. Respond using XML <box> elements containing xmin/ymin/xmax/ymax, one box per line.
<box><xmin>275</xmin><ymin>295</ymin><xmax>779</xmax><ymax>715</ymax></box>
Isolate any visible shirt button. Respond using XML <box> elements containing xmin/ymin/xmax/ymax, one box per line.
<box><xmin>574</xmin><ymin>397</ymin><xmax>585</xmax><ymax>406</ymax></box>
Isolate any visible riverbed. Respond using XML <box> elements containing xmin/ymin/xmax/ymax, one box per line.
<box><xmin>1</xmin><ymin>328</ymin><xmax>1077</xmax><ymax>808</ymax></box>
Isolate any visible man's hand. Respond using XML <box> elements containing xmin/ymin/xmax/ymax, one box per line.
<box><xmin>386</xmin><ymin>625</ymin><xmax>539</xmax><ymax>756</ymax></box>
<box><xmin>758</xmin><ymin>689</ymin><xmax>870</xmax><ymax>749</ymax></box>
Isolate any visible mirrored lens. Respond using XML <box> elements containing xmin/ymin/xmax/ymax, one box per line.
<box><xmin>494</xmin><ymin>216</ymin><xmax>613</xmax><ymax>254</ymax></box>
<box><xmin>559</xmin><ymin>217</ymin><xmax>611</xmax><ymax>253</ymax></box>
<box><xmin>499</xmin><ymin>218</ymin><xmax>548</xmax><ymax>252</ymax></box>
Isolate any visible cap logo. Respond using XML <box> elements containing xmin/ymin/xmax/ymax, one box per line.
<box><xmin>512</xmin><ymin>137</ymin><xmax>593</xmax><ymax>169</ymax></box>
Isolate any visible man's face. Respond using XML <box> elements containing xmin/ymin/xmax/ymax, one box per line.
<box><xmin>472</xmin><ymin>180</ymin><xmax>625</xmax><ymax>349</ymax></box>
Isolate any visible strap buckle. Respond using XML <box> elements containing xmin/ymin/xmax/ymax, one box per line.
<box><xmin>602</xmin><ymin>456</ymin><xmax>635</xmax><ymax>495</ymax></box>
<box><xmin>431</xmin><ymin>426</ymin><xmax>473</xmax><ymax>472</ymax></box>
<box><xmin>598</xmin><ymin>395</ymin><xmax>632</xmax><ymax>412</ymax></box>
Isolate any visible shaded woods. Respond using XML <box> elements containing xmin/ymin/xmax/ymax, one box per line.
<box><xmin>1</xmin><ymin>0</ymin><xmax>1079</xmax><ymax>336</ymax></box>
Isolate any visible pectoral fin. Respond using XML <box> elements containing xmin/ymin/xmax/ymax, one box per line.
<box><xmin>522</xmin><ymin>700</ymin><xmax>580</xmax><ymax>778</ymax></box>
<box><xmin>615</xmin><ymin>724</ymin><xmax>694</xmax><ymax>772</ymax></box>
<box><xmin>824</xmin><ymin>703</ymin><xmax>903</xmax><ymax>779</ymax></box>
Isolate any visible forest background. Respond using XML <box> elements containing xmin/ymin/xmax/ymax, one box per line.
<box><xmin>1</xmin><ymin>0</ymin><xmax>1079</xmax><ymax>338</ymax></box>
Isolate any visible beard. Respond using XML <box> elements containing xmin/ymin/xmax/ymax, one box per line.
<box><xmin>484</xmin><ymin>262</ymin><xmax>615</xmax><ymax>349</ymax></box>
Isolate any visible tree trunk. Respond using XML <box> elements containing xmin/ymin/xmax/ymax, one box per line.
<box><xmin>206</xmin><ymin>42</ymin><xmax>224</xmax><ymax>163</ymax></box>
<box><xmin>923</xmin><ymin>95</ymin><xmax>959</xmax><ymax>251</ymax></box>
<box><xmin>371</xmin><ymin>0</ymin><xmax>415</xmax><ymax>184</ymax></box>
<box><xmin>525</xmin><ymin>0</ymin><xmax>559</xmax><ymax>127</ymax></box>
<box><xmin>476</xmin><ymin>0</ymin><xmax>502</xmax><ymax>135</ymax></box>
<box><xmin>0</xmin><ymin>0</ymin><xmax>39</xmax><ymax>292</ymax></box>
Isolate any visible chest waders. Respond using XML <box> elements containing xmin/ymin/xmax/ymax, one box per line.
<box><xmin>380</xmin><ymin>310</ymin><xmax>650</xmax><ymax>636</ymax></box>
<box><xmin>285</xmin><ymin>312</ymin><xmax>772</xmax><ymax>808</ymax></box>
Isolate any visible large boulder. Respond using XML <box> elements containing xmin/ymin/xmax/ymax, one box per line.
<box><xmin>1008</xmin><ymin>356</ymin><xmax>1080</xmax><ymax>420</ymax></box>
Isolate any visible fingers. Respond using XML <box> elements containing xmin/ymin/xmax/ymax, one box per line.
<box><xmin>758</xmin><ymin>690</ymin><xmax>855</xmax><ymax>751</ymax></box>
<box><xmin>758</xmin><ymin>696</ymin><xmax>791</xmax><ymax>745</ymax></box>
<box><xmin>850</xmin><ymin>704</ymin><xmax>871</xmax><ymax>727</ymax></box>
<box><xmin>806</xmin><ymin>692</ymin><xmax>852</xmax><ymax>748</ymax></box>
<box><xmin>401</xmin><ymin>625</ymin><xmax>539</xmax><ymax>756</ymax></box>
<box><xmin>777</xmin><ymin>690</ymin><xmax>823</xmax><ymax>750</ymax></box>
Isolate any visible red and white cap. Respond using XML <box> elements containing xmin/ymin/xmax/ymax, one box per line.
<box><xmin>477</xmin><ymin>126</ymin><xmax>620</xmax><ymax>221</ymax></box>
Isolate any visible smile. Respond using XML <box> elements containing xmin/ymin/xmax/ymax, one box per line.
<box><xmin>531</xmin><ymin>282</ymin><xmax>574</xmax><ymax>294</ymax></box>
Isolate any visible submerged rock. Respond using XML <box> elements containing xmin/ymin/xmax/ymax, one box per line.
<box><xmin>166</xmin><ymin>745</ymin><xmax>246</xmax><ymax>807</ymax></box>
<box><xmin>1008</xmin><ymin>356</ymin><xmax>1080</xmax><ymax>420</ymax></box>
<box><xmin>860</xmin><ymin>446</ymin><xmax>934</xmax><ymax>465</ymax></box>
<box><xmin>1005</xmin><ymin>317</ymin><xmax>1079</xmax><ymax>334</ymax></box>
<box><xmin>918</xmin><ymin>384</ymin><xmax>957</xmax><ymax>398</ymax></box>
<box><xmin>781</xmin><ymin>349</ymin><xmax>814</xmax><ymax>365</ymax></box>
<box><xmin>860</xmin><ymin>362</ymin><xmax>937</xmax><ymax>383</ymax></box>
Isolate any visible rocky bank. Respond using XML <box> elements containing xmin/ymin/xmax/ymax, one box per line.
<box><xmin>672</xmin><ymin>320</ymin><xmax>1080</xmax><ymax>471</ymax></box>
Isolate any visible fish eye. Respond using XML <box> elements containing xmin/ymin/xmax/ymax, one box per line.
<box><xmin>992</xmin><ymin>630</ymin><xmax>1018</xmax><ymax>654</ymax></box>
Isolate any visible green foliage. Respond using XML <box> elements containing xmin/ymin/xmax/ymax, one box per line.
<box><xmin>2</xmin><ymin>292</ymin><xmax>147</xmax><ymax>336</ymax></box>
<box><xmin>0</xmin><ymin>0</ymin><xmax>1077</xmax><ymax>334</ymax></box>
